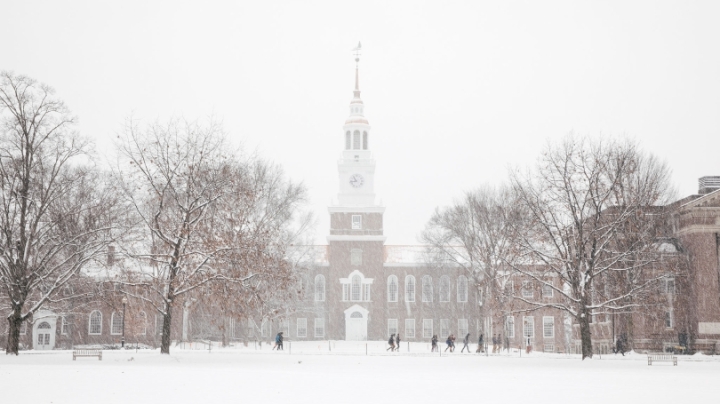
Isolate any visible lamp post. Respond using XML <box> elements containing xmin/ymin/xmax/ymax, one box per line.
<box><xmin>121</xmin><ymin>296</ymin><xmax>128</xmax><ymax>348</ymax></box>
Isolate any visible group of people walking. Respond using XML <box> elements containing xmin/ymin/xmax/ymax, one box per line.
<box><xmin>386</xmin><ymin>333</ymin><xmax>402</xmax><ymax>351</ymax></box>
<box><xmin>425</xmin><ymin>333</ymin><xmax>506</xmax><ymax>354</ymax></box>
<box><xmin>272</xmin><ymin>332</ymin><xmax>284</xmax><ymax>350</ymax></box>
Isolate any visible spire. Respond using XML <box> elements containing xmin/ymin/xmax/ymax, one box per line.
<box><xmin>351</xmin><ymin>42</ymin><xmax>363</xmax><ymax>104</ymax></box>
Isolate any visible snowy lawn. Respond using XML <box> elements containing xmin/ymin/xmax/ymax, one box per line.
<box><xmin>2</xmin><ymin>341</ymin><xmax>717</xmax><ymax>404</ymax></box>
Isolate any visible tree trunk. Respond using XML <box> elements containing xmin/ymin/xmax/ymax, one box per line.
<box><xmin>6</xmin><ymin>311</ymin><xmax>22</xmax><ymax>355</ymax></box>
<box><xmin>161</xmin><ymin>303</ymin><xmax>173</xmax><ymax>354</ymax></box>
<box><xmin>579</xmin><ymin>308</ymin><xmax>593</xmax><ymax>360</ymax></box>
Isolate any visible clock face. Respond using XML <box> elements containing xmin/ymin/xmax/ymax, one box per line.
<box><xmin>349</xmin><ymin>173</ymin><xmax>364</xmax><ymax>188</ymax></box>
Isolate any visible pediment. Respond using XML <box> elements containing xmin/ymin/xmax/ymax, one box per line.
<box><xmin>681</xmin><ymin>189</ymin><xmax>720</xmax><ymax>209</ymax></box>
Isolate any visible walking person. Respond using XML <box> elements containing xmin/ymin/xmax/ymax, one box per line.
<box><xmin>277</xmin><ymin>331</ymin><xmax>283</xmax><ymax>351</ymax></box>
<box><xmin>461</xmin><ymin>333</ymin><xmax>471</xmax><ymax>353</ymax></box>
<box><xmin>445</xmin><ymin>334</ymin><xmax>453</xmax><ymax>352</ymax></box>
<box><xmin>431</xmin><ymin>335</ymin><xmax>438</xmax><ymax>352</ymax></box>
<box><xmin>491</xmin><ymin>334</ymin><xmax>497</xmax><ymax>353</ymax></box>
<box><xmin>476</xmin><ymin>333</ymin><xmax>484</xmax><ymax>353</ymax></box>
<box><xmin>395</xmin><ymin>333</ymin><xmax>401</xmax><ymax>352</ymax></box>
<box><xmin>387</xmin><ymin>334</ymin><xmax>396</xmax><ymax>351</ymax></box>
<box><xmin>450</xmin><ymin>334</ymin><xmax>456</xmax><ymax>352</ymax></box>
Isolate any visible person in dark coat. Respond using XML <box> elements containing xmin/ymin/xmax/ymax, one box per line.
<box><xmin>387</xmin><ymin>334</ymin><xmax>396</xmax><ymax>351</ymax></box>
<box><xmin>273</xmin><ymin>332</ymin><xmax>283</xmax><ymax>350</ymax></box>
<box><xmin>461</xmin><ymin>333</ymin><xmax>471</xmax><ymax>353</ymax></box>
<box><xmin>431</xmin><ymin>335</ymin><xmax>438</xmax><ymax>352</ymax></box>
<box><xmin>476</xmin><ymin>334</ymin><xmax>484</xmax><ymax>353</ymax></box>
<box><xmin>445</xmin><ymin>334</ymin><xmax>453</xmax><ymax>352</ymax></box>
<box><xmin>395</xmin><ymin>333</ymin><xmax>401</xmax><ymax>352</ymax></box>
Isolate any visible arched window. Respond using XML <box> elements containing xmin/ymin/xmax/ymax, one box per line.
<box><xmin>457</xmin><ymin>276</ymin><xmax>468</xmax><ymax>302</ymax></box>
<box><xmin>345</xmin><ymin>131</ymin><xmax>351</xmax><ymax>149</ymax></box>
<box><xmin>111</xmin><ymin>312</ymin><xmax>123</xmax><ymax>335</ymax></box>
<box><xmin>353</xmin><ymin>130</ymin><xmax>361</xmax><ymax>149</ymax></box>
<box><xmin>38</xmin><ymin>321</ymin><xmax>51</xmax><ymax>329</ymax></box>
<box><xmin>315</xmin><ymin>274</ymin><xmax>325</xmax><ymax>301</ymax></box>
<box><xmin>387</xmin><ymin>275</ymin><xmax>398</xmax><ymax>302</ymax></box>
<box><xmin>351</xmin><ymin>275</ymin><xmax>361</xmax><ymax>301</ymax></box>
<box><xmin>439</xmin><ymin>276</ymin><xmax>451</xmax><ymax>302</ymax></box>
<box><xmin>405</xmin><ymin>275</ymin><xmax>416</xmax><ymax>302</ymax></box>
<box><xmin>89</xmin><ymin>310</ymin><xmax>102</xmax><ymax>335</ymax></box>
<box><xmin>363</xmin><ymin>131</ymin><xmax>368</xmax><ymax>149</ymax></box>
<box><xmin>422</xmin><ymin>275</ymin><xmax>433</xmax><ymax>302</ymax></box>
<box><xmin>136</xmin><ymin>311</ymin><xmax>147</xmax><ymax>335</ymax></box>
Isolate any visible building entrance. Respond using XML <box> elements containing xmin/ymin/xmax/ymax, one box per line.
<box><xmin>344</xmin><ymin>305</ymin><xmax>369</xmax><ymax>341</ymax></box>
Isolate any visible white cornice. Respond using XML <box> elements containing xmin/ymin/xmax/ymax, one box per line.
<box><xmin>328</xmin><ymin>206</ymin><xmax>386</xmax><ymax>213</ymax></box>
<box><xmin>326</xmin><ymin>235</ymin><xmax>387</xmax><ymax>242</ymax></box>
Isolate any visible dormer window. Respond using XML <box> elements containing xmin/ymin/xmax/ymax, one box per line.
<box><xmin>352</xmin><ymin>215</ymin><xmax>362</xmax><ymax>230</ymax></box>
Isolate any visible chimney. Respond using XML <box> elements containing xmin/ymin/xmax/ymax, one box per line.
<box><xmin>699</xmin><ymin>176</ymin><xmax>720</xmax><ymax>195</ymax></box>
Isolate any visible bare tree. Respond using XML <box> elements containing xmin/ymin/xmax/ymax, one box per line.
<box><xmin>422</xmin><ymin>185</ymin><xmax>524</xmax><ymax>344</ymax></box>
<box><xmin>0</xmin><ymin>72</ymin><xmax>119</xmax><ymax>355</ymax></box>
<box><xmin>189</xmin><ymin>160</ymin><xmax>312</xmax><ymax>346</ymax></box>
<box><xmin>509</xmin><ymin>135</ymin><xmax>674</xmax><ymax>359</ymax></box>
<box><xmin>116</xmin><ymin>118</ymin><xmax>309</xmax><ymax>354</ymax></box>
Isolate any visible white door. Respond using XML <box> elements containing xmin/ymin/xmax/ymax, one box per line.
<box><xmin>346</xmin><ymin>311</ymin><xmax>367</xmax><ymax>341</ymax></box>
<box><xmin>36</xmin><ymin>321</ymin><xmax>52</xmax><ymax>350</ymax></box>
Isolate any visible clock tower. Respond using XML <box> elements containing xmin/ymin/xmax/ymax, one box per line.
<box><xmin>328</xmin><ymin>43</ymin><xmax>385</xmax><ymax>242</ymax></box>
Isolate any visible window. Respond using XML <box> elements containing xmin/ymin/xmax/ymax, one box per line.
<box><xmin>363</xmin><ymin>283</ymin><xmax>370</xmax><ymax>301</ymax></box>
<box><xmin>542</xmin><ymin>283</ymin><xmax>553</xmax><ymax>298</ymax></box>
<box><xmin>345</xmin><ymin>131</ymin><xmax>351</xmax><ymax>149</ymax></box>
<box><xmin>280</xmin><ymin>319</ymin><xmax>290</xmax><ymax>336</ymax></box>
<box><xmin>314</xmin><ymin>275</ymin><xmax>325</xmax><ymax>301</ymax></box>
<box><xmin>297</xmin><ymin>318</ymin><xmax>307</xmax><ymax>338</ymax></box>
<box><xmin>440</xmin><ymin>319</ymin><xmax>449</xmax><ymax>338</ymax></box>
<box><xmin>350</xmin><ymin>248</ymin><xmax>362</xmax><ymax>266</ymax></box>
<box><xmin>89</xmin><ymin>310</ymin><xmax>102</xmax><ymax>335</ymax></box>
<box><xmin>543</xmin><ymin>316</ymin><xmax>554</xmax><ymax>338</ymax></box>
<box><xmin>405</xmin><ymin>319</ymin><xmax>415</xmax><ymax>339</ymax></box>
<box><xmin>352</xmin><ymin>215</ymin><xmax>362</xmax><ymax>230</ymax></box>
<box><xmin>137</xmin><ymin>311</ymin><xmax>147</xmax><ymax>335</ymax></box>
<box><xmin>439</xmin><ymin>276</ymin><xmax>450</xmax><ymax>302</ymax></box>
<box><xmin>388</xmin><ymin>319</ymin><xmax>398</xmax><ymax>336</ymax></box>
<box><xmin>423</xmin><ymin>319</ymin><xmax>433</xmax><ymax>338</ymax></box>
<box><xmin>661</xmin><ymin>277</ymin><xmax>676</xmax><ymax>294</ymax></box>
<box><xmin>544</xmin><ymin>343</ymin><xmax>555</xmax><ymax>353</ymax></box>
<box><xmin>111</xmin><ymin>312</ymin><xmax>123</xmax><ymax>335</ymax></box>
<box><xmin>523</xmin><ymin>316</ymin><xmax>535</xmax><ymax>339</ymax></box>
<box><xmin>61</xmin><ymin>316</ymin><xmax>70</xmax><ymax>335</ymax></box>
<box><xmin>405</xmin><ymin>276</ymin><xmax>415</xmax><ymax>302</ymax></box>
<box><xmin>156</xmin><ymin>314</ymin><xmax>163</xmax><ymax>335</ymax></box>
<box><xmin>422</xmin><ymin>276</ymin><xmax>433</xmax><ymax>302</ymax></box>
<box><xmin>387</xmin><ymin>275</ymin><xmax>398</xmax><ymax>302</ymax></box>
<box><xmin>522</xmin><ymin>281</ymin><xmax>533</xmax><ymax>298</ymax></box>
<box><xmin>665</xmin><ymin>310</ymin><xmax>673</xmax><ymax>329</ymax></box>
<box><xmin>362</xmin><ymin>131</ymin><xmax>368</xmax><ymax>149</ymax></box>
<box><xmin>353</xmin><ymin>130</ymin><xmax>361</xmax><ymax>149</ymax></box>
<box><xmin>457</xmin><ymin>276</ymin><xmax>468</xmax><ymax>302</ymax></box>
<box><xmin>19</xmin><ymin>321</ymin><xmax>27</xmax><ymax>335</ymax></box>
<box><xmin>248</xmin><ymin>319</ymin><xmax>257</xmax><ymax>337</ymax></box>
<box><xmin>343</xmin><ymin>284</ymin><xmax>349</xmax><ymax>301</ymax></box>
<box><xmin>314</xmin><ymin>318</ymin><xmax>325</xmax><ymax>338</ymax></box>
<box><xmin>458</xmin><ymin>319</ymin><xmax>468</xmax><ymax>337</ymax></box>
<box><xmin>351</xmin><ymin>275</ymin><xmax>361</xmax><ymax>301</ymax></box>
<box><xmin>506</xmin><ymin>316</ymin><xmax>515</xmax><ymax>338</ymax></box>
<box><xmin>63</xmin><ymin>285</ymin><xmax>74</xmax><ymax>297</ymax></box>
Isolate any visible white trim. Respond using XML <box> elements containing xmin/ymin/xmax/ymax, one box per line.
<box><xmin>326</xmin><ymin>235</ymin><xmax>387</xmax><ymax>242</ymax></box>
<box><xmin>111</xmin><ymin>312</ymin><xmax>123</xmax><ymax>335</ymax></box>
<box><xmin>328</xmin><ymin>206</ymin><xmax>386</xmax><ymax>213</ymax></box>
<box><xmin>297</xmin><ymin>318</ymin><xmax>307</xmax><ymax>338</ymax></box>
<box><xmin>405</xmin><ymin>319</ymin><xmax>415</xmax><ymax>339</ymax></box>
<box><xmin>423</xmin><ymin>319</ymin><xmax>433</xmax><ymax>338</ymax></box>
<box><xmin>543</xmin><ymin>316</ymin><xmax>554</xmax><ymax>338</ymax></box>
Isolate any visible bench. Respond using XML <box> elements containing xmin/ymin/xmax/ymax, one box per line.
<box><xmin>73</xmin><ymin>350</ymin><xmax>102</xmax><ymax>361</ymax></box>
<box><xmin>647</xmin><ymin>354</ymin><xmax>676</xmax><ymax>366</ymax></box>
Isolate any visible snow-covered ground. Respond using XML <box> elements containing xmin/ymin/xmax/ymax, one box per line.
<box><xmin>2</xmin><ymin>341</ymin><xmax>717</xmax><ymax>404</ymax></box>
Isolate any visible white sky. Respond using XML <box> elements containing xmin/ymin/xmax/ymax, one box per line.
<box><xmin>2</xmin><ymin>1</ymin><xmax>719</xmax><ymax>245</ymax></box>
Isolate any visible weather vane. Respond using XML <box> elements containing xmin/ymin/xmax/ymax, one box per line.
<box><xmin>353</xmin><ymin>42</ymin><xmax>362</xmax><ymax>65</ymax></box>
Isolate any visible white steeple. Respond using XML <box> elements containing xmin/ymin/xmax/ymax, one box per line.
<box><xmin>336</xmin><ymin>42</ymin><xmax>379</xmax><ymax>207</ymax></box>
